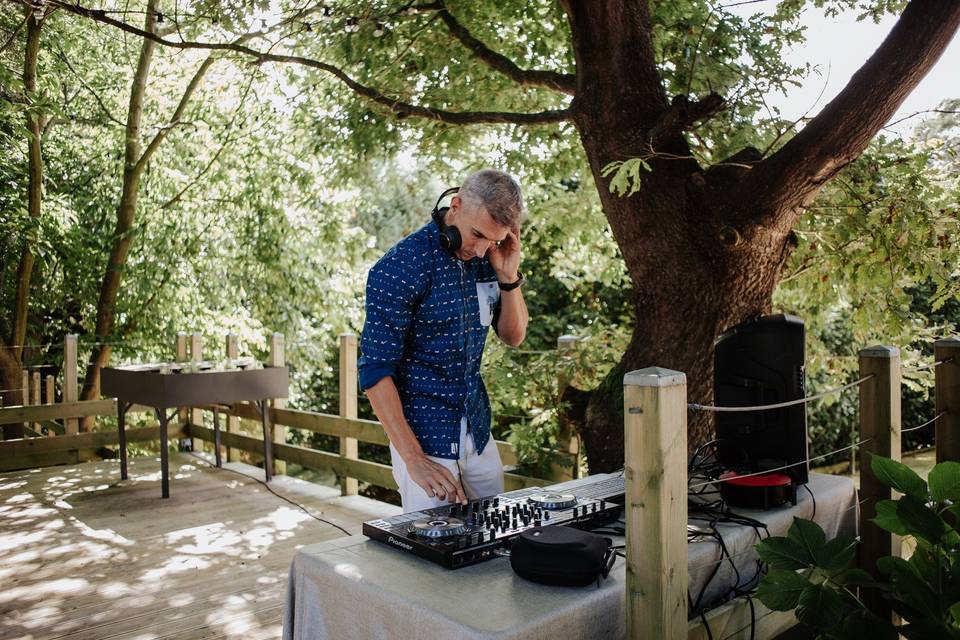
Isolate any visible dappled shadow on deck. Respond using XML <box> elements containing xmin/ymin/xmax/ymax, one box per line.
<box><xmin>0</xmin><ymin>453</ymin><xmax>399</xmax><ymax>640</ymax></box>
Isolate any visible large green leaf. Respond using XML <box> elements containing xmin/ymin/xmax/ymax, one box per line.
<box><xmin>873</xmin><ymin>499</ymin><xmax>910</xmax><ymax>535</ymax></box>
<box><xmin>756</xmin><ymin>536</ymin><xmax>812</xmax><ymax>570</ymax></box>
<box><xmin>929</xmin><ymin>461</ymin><xmax>960</xmax><ymax>503</ymax></box>
<box><xmin>756</xmin><ymin>569</ymin><xmax>811</xmax><ymax>611</ymax></box>
<box><xmin>871</xmin><ymin>455</ymin><xmax>929</xmax><ymax>501</ymax></box>
<box><xmin>881</xmin><ymin>556</ymin><xmax>941</xmax><ymax>621</ymax></box>
<box><xmin>841</xmin><ymin>608</ymin><xmax>899</xmax><ymax>640</ymax></box>
<box><xmin>796</xmin><ymin>583</ymin><xmax>844</xmax><ymax>630</ymax></box>
<box><xmin>817</xmin><ymin>535</ymin><xmax>857</xmax><ymax>571</ymax></box>
<box><xmin>897</xmin><ymin>495</ymin><xmax>946</xmax><ymax>543</ymax></box>
<box><xmin>788</xmin><ymin>517</ymin><xmax>826</xmax><ymax>563</ymax></box>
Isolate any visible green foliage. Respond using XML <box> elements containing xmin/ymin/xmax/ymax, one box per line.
<box><xmin>755</xmin><ymin>456</ymin><xmax>960</xmax><ymax>639</ymax></box>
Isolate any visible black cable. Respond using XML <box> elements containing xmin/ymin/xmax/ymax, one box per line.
<box><xmin>699</xmin><ymin>607</ymin><xmax>715</xmax><ymax>640</ymax></box>
<box><xmin>803</xmin><ymin>483</ymin><xmax>817</xmax><ymax>520</ymax></box>
<box><xmin>188</xmin><ymin>452</ymin><xmax>353</xmax><ymax>536</ymax></box>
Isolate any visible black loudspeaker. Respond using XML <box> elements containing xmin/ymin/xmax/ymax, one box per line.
<box><xmin>431</xmin><ymin>187</ymin><xmax>462</xmax><ymax>253</ymax></box>
<box><xmin>714</xmin><ymin>314</ymin><xmax>809</xmax><ymax>485</ymax></box>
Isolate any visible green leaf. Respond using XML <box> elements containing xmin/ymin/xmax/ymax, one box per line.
<box><xmin>817</xmin><ymin>535</ymin><xmax>857</xmax><ymax>571</ymax></box>
<box><xmin>949</xmin><ymin>601</ymin><xmax>960</xmax><ymax>626</ymax></box>
<box><xmin>880</xmin><ymin>556</ymin><xmax>941</xmax><ymax>620</ymax></box>
<box><xmin>873</xmin><ymin>499</ymin><xmax>910</xmax><ymax>535</ymax></box>
<box><xmin>897</xmin><ymin>495</ymin><xmax>946</xmax><ymax>543</ymax></box>
<box><xmin>756</xmin><ymin>569</ymin><xmax>811</xmax><ymax>611</ymax></box>
<box><xmin>756</xmin><ymin>536</ymin><xmax>812</xmax><ymax>570</ymax></box>
<box><xmin>795</xmin><ymin>583</ymin><xmax>844</xmax><ymax>630</ymax></box>
<box><xmin>788</xmin><ymin>517</ymin><xmax>827</xmax><ymax>562</ymax></box>
<box><xmin>833</xmin><ymin>567</ymin><xmax>881</xmax><ymax>588</ymax></box>
<box><xmin>929</xmin><ymin>461</ymin><xmax>960</xmax><ymax>502</ymax></box>
<box><xmin>871</xmin><ymin>455</ymin><xmax>929</xmax><ymax>501</ymax></box>
<box><xmin>841</xmin><ymin>608</ymin><xmax>899</xmax><ymax>640</ymax></box>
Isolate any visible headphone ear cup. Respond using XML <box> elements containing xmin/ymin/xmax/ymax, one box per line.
<box><xmin>443</xmin><ymin>225</ymin><xmax>462</xmax><ymax>252</ymax></box>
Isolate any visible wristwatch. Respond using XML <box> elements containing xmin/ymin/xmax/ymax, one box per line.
<box><xmin>498</xmin><ymin>271</ymin><xmax>525</xmax><ymax>291</ymax></box>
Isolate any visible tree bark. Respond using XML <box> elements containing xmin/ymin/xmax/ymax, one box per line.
<box><xmin>559</xmin><ymin>0</ymin><xmax>960</xmax><ymax>470</ymax></box>
<box><xmin>78</xmin><ymin>1</ymin><xmax>224</xmax><ymax>428</ymax></box>
<box><xmin>2</xmin><ymin>8</ymin><xmax>43</xmax><ymax>439</ymax></box>
<box><xmin>77</xmin><ymin>0</ymin><xmax>159</xmax><ymax>429</ymax></box>
<box><xmin>8</xmin><ymin>10</ymin><xmax>43</xmax><ymax>362</ymax></box>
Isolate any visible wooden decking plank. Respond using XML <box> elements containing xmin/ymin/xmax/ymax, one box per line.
<box><xmin>0</xmin><ymin>453</ymin><xmax>394</xmax><ymax>640</ymax></box>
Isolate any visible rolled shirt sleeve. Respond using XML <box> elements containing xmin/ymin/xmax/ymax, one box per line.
<box><xmin>358</xmin><ymin>242</ymin><xmax>426</xmax><ymax>391</ymax></box>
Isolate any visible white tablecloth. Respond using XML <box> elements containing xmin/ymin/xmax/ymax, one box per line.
<box><xmin>283</xmin><ymin>472</ymin><xmax>856</xmax><ymax>640</ymax></box>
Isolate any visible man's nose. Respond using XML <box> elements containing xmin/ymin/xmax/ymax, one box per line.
<box><xmin>475</xmin><ymin>240</ymin><xmax>491</xmax><ymax>257</ymax></box>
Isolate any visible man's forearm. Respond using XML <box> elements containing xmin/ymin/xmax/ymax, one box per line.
<box><xmin>365</xmin><ymin>376</ymin><xmax>423</xmax><ymax>461</ymax></box>
<box><xmin>496</xmin><ymin>288</ymin><xmax>528</xmax><ymax>347</ymax></box>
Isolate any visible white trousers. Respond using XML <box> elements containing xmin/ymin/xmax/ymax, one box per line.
<box><xmin>390</xmin><ymin>418</ymin><xmax>504</xmax><ymax>513</ymax></box>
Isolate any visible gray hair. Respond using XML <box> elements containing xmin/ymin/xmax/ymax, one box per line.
<box><xmin>459</xmin><ymin>169</ymin><xmax>526</xmax><ymax>228</ymax></box>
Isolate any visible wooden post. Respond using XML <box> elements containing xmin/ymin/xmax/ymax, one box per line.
<box><xmin>225</xmin><ymin>333</ymin><xmax>241</xmax><ymax>463</ymax></box>
<box><xmin>44</xmin><ymin>374</ymin><xmax>54</xmax><ymax>404</ymax></box>
<box><xmin>935</xmin><ymin>337</ymin><xmax>960</xmax><ymax>463</ymax></box>
<box><xmin>858</xmin><ymin>345</ymin><xmax>901</xmax><ymax>619</ymax></box>
<box><xmin>557</xmin><ymin>335</ymin><xmax>582</xmax><ymax>480</ymax></box>
<box><xmin>31</xmin><ymin>371</ymin><xmax>41</xmax><ymax>433</ymax></box>
<box><xmin>175</xmin><ymin>332</ymin><xmax>188</xmax><ymax>428</ymax></box>
<box><xmin>339</xmin><ymin>333</ymin><xmax>359</xmax><ymax>496</ymax></box>
<box><xmin>63</xmin><ymin>334</ymin><xmax>78</xmax><ymax>435</ymax></box>
<box><xmin>268</xmin><ymin>332</ymin><xmax>286</xmax><ymax>475</ymax></box>
<box><xmin>190</xmin><ymin>333</ymin><xmax>204</xmax><ymax>452</ymax></box>
<box><xmin>623</xmin><ymin>367</ymin><xmax>688</xmax><ymax>640</ymax></box>
<box><xmin>21</xmin><ymin>370</ymin><xmax>29</xmax><ymax>433</ymax></box>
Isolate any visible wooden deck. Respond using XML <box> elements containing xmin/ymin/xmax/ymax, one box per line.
<box><xmin>0</xmin><ymin>453</ymin><xmax>401</xmax><ymax>640</ymax></box>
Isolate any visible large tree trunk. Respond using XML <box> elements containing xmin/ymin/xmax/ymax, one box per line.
<box><xmin>561</xmin><ymin>0</ymin><xmax>960</xmax><ymax>471</ymax></box>
<box><xmin>10</xmin><ymin>10</ymin><xmax>43</xmax><ymax>361</ymax></box>
<box><xmin>78</xmin><ymin>4</ymin><xmax>221</xmax><ymax>428</ymax></box>
<box><xmin>77</xmin><ymin>0</ymin><xmax>159</xmax><ymax>429</ymax></box>
<box><xmin>3</xmin><ymin>9</ymin><xmax>44</xmax><ymax>439</ymax></box>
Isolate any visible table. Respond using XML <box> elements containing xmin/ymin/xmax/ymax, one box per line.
<box><xmin>101</xmin><ymin>363</ymin><xmax>288</xmax><ymax>498</ymax></box>
<box><xmin>282</xmin><ymin>472</ymin><xmax>856</xmax><ymax>639</ymax></box>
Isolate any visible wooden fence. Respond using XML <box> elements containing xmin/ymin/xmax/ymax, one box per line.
<box><xmin>0</xmin><ymin>332</ymin><xmax>579</xmax><ymax>492</ymax></box>
<box><xmin>632</xmin><ymin>337</ymin><xmax>960</xmax><ymax>639</ymax></box>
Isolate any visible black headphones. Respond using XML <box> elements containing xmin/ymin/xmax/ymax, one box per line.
<box><xmin>431</xmin><ymin>186</ymin><xmax>462</xmax><ymax>253</ymax></box>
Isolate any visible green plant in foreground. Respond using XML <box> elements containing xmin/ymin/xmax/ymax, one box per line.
<box><xmin>755</xmin><ymin>456</ymin><xmax>960</xmax><ymax>639</ymax></box>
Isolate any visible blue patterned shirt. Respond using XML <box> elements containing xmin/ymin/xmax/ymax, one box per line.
<box><xmin>358</xmin><ymin>221</ymin><xmax>502</xmax><ymax>459</ymax></box>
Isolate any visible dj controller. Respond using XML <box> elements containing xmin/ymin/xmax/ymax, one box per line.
<box><xmin>362</xmin><ymin>473</ymin><xmax>626</xmax><ymax>569</ymax></box>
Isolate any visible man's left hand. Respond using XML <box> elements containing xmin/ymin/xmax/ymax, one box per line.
<box><xmin>489</xmin><ymin>226</ymin><xmax>521</xmax><ymax>283</ymax></box>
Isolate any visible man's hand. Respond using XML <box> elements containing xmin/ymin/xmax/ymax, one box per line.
<box><xmin>489</xmin><ymin>225</ymin><xmax>521</xmax><ymax>283</ymax></box>
<box><xmin>405</xmin><ymin>452</ymin><xmax>467</xmax><ymax>504</ymax></box>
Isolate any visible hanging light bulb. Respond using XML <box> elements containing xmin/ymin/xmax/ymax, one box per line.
<box><xmin>373</xmin><ymin>22</ymin><xmax>386</xmax><ymax>37</ymax></box>
<box><xmin>322</xmin><ymin>6</ymin><xmax>333</xmax><ymax>21</ymax></box>
<box><xmin>345</xmin><ymin>17</ymin><xmax>359</xmax><ymax>33</ymax></box>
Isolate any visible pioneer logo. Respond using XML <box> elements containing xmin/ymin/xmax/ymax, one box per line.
<box><xmin>387</xmin><ymin>536</ymin><xmax>413</xmax><ymax>551</ymax></box>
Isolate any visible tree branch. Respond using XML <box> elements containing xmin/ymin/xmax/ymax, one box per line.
<box><xmin>434</xmin><ymin>2</ymin><xmax>575</xmax><ymax>95</ymax></box>
<box><xmin>735</xmin><ymin>0</ymin><xmax>960</xmax><ymax>225</ymax></box>
<box><xmin>40</xmin><ymin>0</ymin><xmax>571</xmax><ymax>126</ymax></box>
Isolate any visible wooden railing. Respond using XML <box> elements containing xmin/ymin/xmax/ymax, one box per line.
<box><xmin>0</xmin><ymin>331</ymin><xmax>577</xmax><ymax>491</ymax></box>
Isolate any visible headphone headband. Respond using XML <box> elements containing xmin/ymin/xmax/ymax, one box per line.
<box><xmin>432</xmin><ymin>186</ymin><xmax>460</xmax><ymax>216</ymax></box>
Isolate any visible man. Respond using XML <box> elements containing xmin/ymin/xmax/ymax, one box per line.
<box><xmin>358</xmin><ymin>169</ymin><xmax>528</xmax><ymax>513</ymax></box>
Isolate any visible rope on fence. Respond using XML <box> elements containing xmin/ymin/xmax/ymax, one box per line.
<box><xmin>912</xmin><ymin>356</ymin><xmax>955</xmax><ymax>372</ymax></box>
<box><xmin>688</xmin><ymin>375</ymin><xmax>874</xmax><ymax>413</ymax></box>
<box><xmin>901</xmin><ymin>410</ymin><xmax>948</xmax><ymax>433</ymax></box>
<box><xmin>688</xmin><ymin>438</ymin><xmax>874</xmax><ymax>490</ymax></box>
